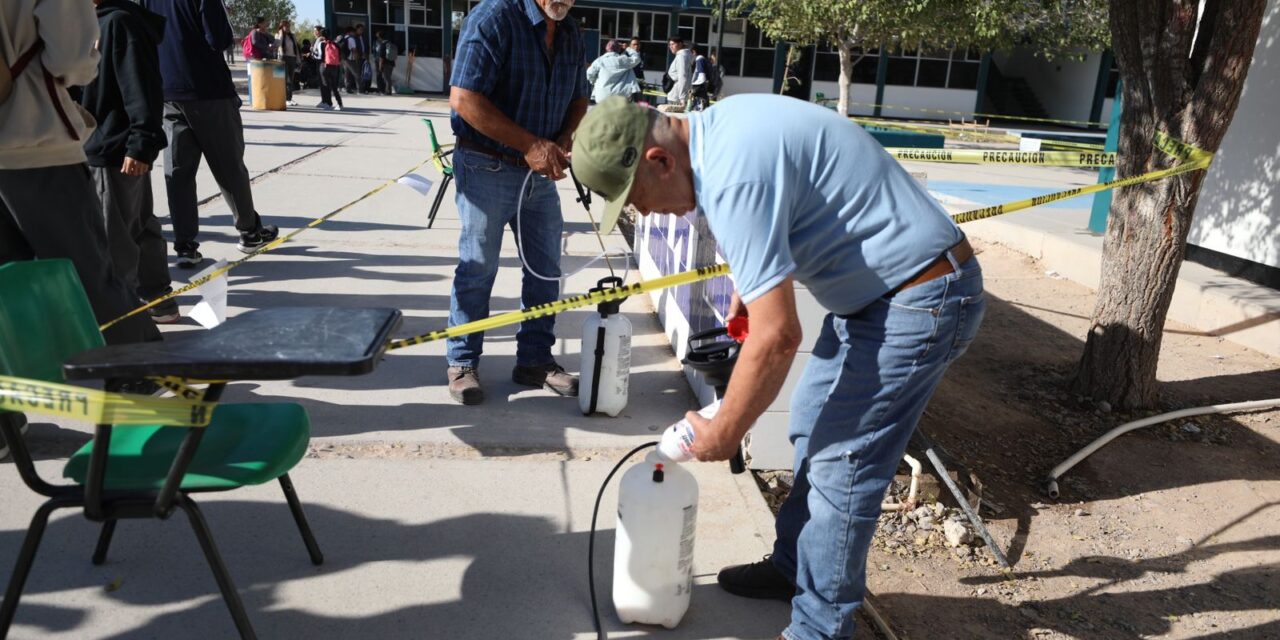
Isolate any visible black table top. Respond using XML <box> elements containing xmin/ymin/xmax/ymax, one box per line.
<box><xmin>64</xmin><ymin>307</ymin><xmax>402</xmax><ymax>381</ymax></box>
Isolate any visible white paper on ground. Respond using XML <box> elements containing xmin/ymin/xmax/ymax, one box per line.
<box><xmin>188</xmin><ymin>260</ymin><xmax>229</xmax><ymax>329</ymax></box>
<box><xmin>397</xmin><ymin>174</ymin><xmax>435</xmax><ymax>196</ymax></box>
<box><xmin>1019</xmin><ymin>136</ymin><xmax>1043</xmax><ymax>152</ymax></box>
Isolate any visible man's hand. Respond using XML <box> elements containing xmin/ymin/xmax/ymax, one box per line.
<box><xmin>525</xmin><ymin>138</ymin><xmax>568</xmax><ymax>180</ymax></box>
<box><xmin>727</xmin><ymin>290</ymin><xmax>747</xmax><ymax>321</ymax></box>
<box><xmin>121</xmin><ymin>157</ymin><xmax>150</xmax><ymax>176</ymax></box>
<box><xmin>689</xmin><ymin>412</ymin><xmax>741</xmax><ymax>462</ymax></box>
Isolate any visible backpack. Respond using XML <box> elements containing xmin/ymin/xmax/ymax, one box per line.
<box><xmin>242</xmin><ymin>33</ymin><xmax>256</xmax><ymax>61</ymax></box>
<box><xmin>322</xmin><ymin>39</ymin><xmax>341</xmax><ymax>66</ymax></box>
<box><xmin>0</xmin><ymin>41</ymin><xmax>43</xmax><ymax>105</ymax></box>
<box><xmin>382</xmin><ymin>41</ymin><xmax>398</xmax><ymax>62</ymax></box>
<box><xmin>338</xmin><ymin>34</ymin><xmax>351</xmax><ymax>58</ymax></box>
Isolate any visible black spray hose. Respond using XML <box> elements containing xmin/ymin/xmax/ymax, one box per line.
<box><xmin>589</xmin><ymin>441</ymin><xmax>657</xmax><ymax>640</ymax></box>
<box><xmin>713</xmin><ymin>384</ymin><xmax>747</xmax><ymax>475</ymax></box>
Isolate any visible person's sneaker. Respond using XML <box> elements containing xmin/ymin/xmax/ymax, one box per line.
<box><xmin>148</xmin><ymin>299</ymin><xmax>181</xmax><ymax>324</ymax></box>
<box><xmin>512</xmin><ymin>362</ymin><xmax>579</xmax><ymax>397</ymax></box>
<box><xmin>175</xmin><ymin>245</ymin><xmax>204</xmax><ymax>269</ymax></box>
<box><xmin>237</xmin><ymin>224</ymin><xmax>280</xmax><ymax>253</ymax></box>
<box><xmin>717</xmin><ymin>556</ymin><xmax>796</xmax><ymax>601</ymax></box>
<box><xmin>333</xmin><ymin>105</ymin><xmax>343</xmax><ymax>111</ymax></box>
<box><xmin>447</xmin><ymin>366</ymin><xmax>483</xmax><ymax>405</ymax></box>
<box><xmin>316</xmin><ymin>101</ymin><xmax>332</xmax><ymax>110</ymax></box>
<box><xmin>286</xmin><ymin>100</ymin><xmax>299</xmax><ymax>106</ymax></box>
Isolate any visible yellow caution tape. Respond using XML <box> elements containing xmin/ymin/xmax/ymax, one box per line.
<box><xmin>429</xmin><ymin>145</ymin><xmax>454</xmax><ymax>174</ymax></box>
<box><xmin>852</xmin><ymin>117</ymin><xmax>1024</xmax><ymax>145</ymax></box>
<box><xmin>886</xmin><ymin>148</ymin><xmax>1116</xmax><ymax>166</ymax></box>
<box><xmin>387</xmin><ymin>129</ymin><xmax>1189</xmax><ymax>351</ymax></box>
<box><xmin>387</xmin><ymin>263</ymin><xmax>732</xmax><ymax>350</ymax></box>
<box><xmin>99</xmin><ymin>157</ymin><xmax>435</xmax><ymax>332</ymax></box>
<box><xmin>951</xmin><ymin>132</ymin><xmax>1212</xmax><ymax>224</ymax></box>
<box><xmin>151</xmin><ymin>376</ymin><xmax>220</xmax><ymax>401</ymax></box>
<box><xmin>822</xmin><ymin>98</ymin><xmax>1110</xmax><ymax>128</ymax></box>
<box><xmin>0</xmin><ymin>375</ymin><xmax>214</xmax><ymax>427</ymax></box>
<box><xmin>1036</xmin><ymin>139</ymin><xmax>1107</xmax><ymax>152</ymax></box>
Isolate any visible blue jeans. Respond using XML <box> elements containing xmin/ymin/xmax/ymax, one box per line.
<box><xmin>446</xmin><ymin>147</ymin><xmax>563</xmax><ymax>368</ymax></box>
<box><xmin>774</xmin><ymin>251</ymin><xmax>985</xmax><ymax>640</ymax></box>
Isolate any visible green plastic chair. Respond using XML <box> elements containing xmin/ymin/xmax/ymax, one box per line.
<box><xmin>423</xmin><ymin>118</ymin><xmax>454</xmax><ymax>229</ymax></box>
<box><xmin>0</xmin><ymin>260</ymin><xmax>320</xmax><ymax>640</ymax></box>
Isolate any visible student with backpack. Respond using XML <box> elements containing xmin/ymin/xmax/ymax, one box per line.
<box><xmin>374</xmin><ymin>30</ymin><xmax>398</xmax><ymax>94</ymax></box>
<box><xmin>341</xmin><ymin>24</ymin><xmax>366</xmax><ymax>94</ymax></box>
<box><xmin>312</xmin><ymin>26</ymin><xmax>343</xmax><ymax>111</ymax></box>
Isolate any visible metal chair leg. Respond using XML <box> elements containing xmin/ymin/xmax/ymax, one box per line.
<box><xmin>92</xmin><ymin>520</ymin><xmax>117</xmax><ymax>566</ymax></box>
<box><xmin>277</xmin><ymin>474</ymin><xmax>323</xmax><ymax>565</ymax></box>
<box><xmin>179</xmin><ymin>496</ymin><xmax>257</xmax><ymax>640</ymax></box>
<box><xmin>1</xmin><ymin>500</ymin><xmax>67</xmax><ymax>637</ymax></box>
<box><xmin>427</xmin><ymin>172</ymin><xmax>452</xmax><ymax>229</ymax></box>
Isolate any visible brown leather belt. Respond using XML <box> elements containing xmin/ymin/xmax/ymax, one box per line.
<box><xmin>455</xmin><ymin>138</ymin><xmax>529</xmax><ymax>168</ymax></box>
<box><xmin>891</xmin><ymin>237</ymin><xmax>974</xmax><ymax>295</ymax></box>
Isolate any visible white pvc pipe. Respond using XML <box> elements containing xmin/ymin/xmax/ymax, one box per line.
<box><xmin>881</xmin><ymin>453</ymin><xmax>923</xmax><ymax>511</ymax></box>
<box><xmin>1044</xmin><ymin>398</ymin><xmax>1280</xmax><ymax>498</ymax></box>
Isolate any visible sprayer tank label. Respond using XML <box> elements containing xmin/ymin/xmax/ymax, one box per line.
<box><xmin>676</xmin><ymin>504</ymin><xmax>697</xmax><ymax>596</ymax></box>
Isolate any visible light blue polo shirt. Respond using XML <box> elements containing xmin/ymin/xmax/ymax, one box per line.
<box><xmin>689</xmin><ymin>94</ymin><xmax>964</xmax><ymax>315</ymax></box>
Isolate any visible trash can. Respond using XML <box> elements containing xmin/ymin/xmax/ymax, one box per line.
<box><xmin>249</xmin><ymin>60</ymin><xmax>286</xmax><ymax>110</ymax></box>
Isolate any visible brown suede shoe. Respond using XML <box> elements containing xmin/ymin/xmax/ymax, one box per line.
<box><xmin>447</xmin><ymin>366</ymin><xmax>483</xmax><ymax>405</ymax></box>
<box><xmin>512</xmin><ymin>362</ymin><xmax>579</xmax><ymax>397</ymax></box>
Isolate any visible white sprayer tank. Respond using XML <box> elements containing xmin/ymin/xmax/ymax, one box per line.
<box><xmin>580</xmin><ymin>295</ymin><xmax>632</xmax><ymax>417</ymax></box>
<box><xmin>613</xmin><ymin>451</ymin><xmax>699</xmax><ymax>628</ymax></box>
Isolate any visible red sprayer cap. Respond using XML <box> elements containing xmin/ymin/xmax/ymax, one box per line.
<box><xmin>726</xmin><ymin>316</ymin><xmax>749</xmax><ymax>342</ymax></box>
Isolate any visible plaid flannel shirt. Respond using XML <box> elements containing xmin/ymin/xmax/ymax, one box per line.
<box><xmin>449</xmin><ymin>0</ymin><xmax>589</xmax><ymax>157</ymax></box>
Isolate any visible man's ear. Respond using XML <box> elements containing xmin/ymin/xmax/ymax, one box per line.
<box><xmin>643</xmin><ymin>146</ymin><xmax>670</xmax><ymax>176</ymax></box>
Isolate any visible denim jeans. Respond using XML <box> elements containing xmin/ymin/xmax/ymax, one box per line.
<box><xmin>446</xmin><ymin>147</ymin><xmax>563</xmax><ymax>369</ymax></box>
<box><xmin>773</xmin><ymin>251</ymin><xmax>986</xmax><ymax>640</ymax></box>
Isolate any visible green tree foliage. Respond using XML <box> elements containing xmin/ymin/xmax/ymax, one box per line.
<box><xmin>722</xmin><ymin>0</ymin><xmax>1109</xmax><ymax>114</ymax></box>
<box><xmin>225</xmin><ymin>0</ymin><xmax>298</xmax><ymax>37</ymax></box>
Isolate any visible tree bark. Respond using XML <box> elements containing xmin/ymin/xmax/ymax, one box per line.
<box><xmin>1072</xmin><ymin>0</ymin><xmax>1267</xmax><ymax>410</ymax></box>
<box><xmin>837</xmin><ymin>39</ymin><xmax>854</xmax><ymax>116</ymax></box>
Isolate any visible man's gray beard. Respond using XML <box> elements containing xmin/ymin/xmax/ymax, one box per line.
<box><xmin>546</xmin><ymin>3</ymin><xmax>572</xmax><ymax>21</ymax></box>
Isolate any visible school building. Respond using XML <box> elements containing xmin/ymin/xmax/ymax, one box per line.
<box><xmin>324</xmin><ymin>0</ymin><xmax>1121</xmax><ymax>125</ymax></box>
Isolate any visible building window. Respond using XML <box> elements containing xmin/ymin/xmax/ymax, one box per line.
<box><xmin>579</xmin><ymin>9</ymin><xmax>676</xmax><ymax>72</ymax></box>
<box><xmin>408</xmin><ymin>26</ymin><xmax>443</xmax><ymax>56</ymax></box>
<box><xmin>812</xmin><ymin>44</ymin><xmax>878</xmax><ymax>84</ymax></box>
<box><xmin>881</xmin><ymin>44</ymin><xmax>982</xmax><ymax>89</ymax></box>
<box><xmin>742</xmin><ymin>49</ymin><xmax>774</xmax><ymax>78</ymax></box>
<box><xmin>334</xmin><ymin>0</ymin><xmax>368</xmax><ymax>14</ymax></box>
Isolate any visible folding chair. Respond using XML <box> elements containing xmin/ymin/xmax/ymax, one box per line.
<box><xmin>0</xmin><ymin>260</ymin><xmax>400</xmax><ymax>639</ymax></box>
<box><xmin>423</xmin><ymin>118</ymin><xmax>455</xmax><ymax>229</ymax></box>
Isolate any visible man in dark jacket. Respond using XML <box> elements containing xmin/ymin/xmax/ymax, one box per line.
<box><xmin>82</xmin><ymin>0</ymin><xmax>180</xmax><ymax>324</ymax></box>
<box><xmin>141</xmin><ymin>0</ymin><xmax>277</xmax><ymax>267</ymax></box>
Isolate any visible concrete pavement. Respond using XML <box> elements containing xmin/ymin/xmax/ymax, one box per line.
<box><xmin>0</xmin><ymin>89</ymin><xmax>790</xmax><ymax>638</ymax></box>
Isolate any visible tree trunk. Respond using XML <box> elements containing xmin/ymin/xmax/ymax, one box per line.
<box><xmin>837</xmin><ymin>40</ymin><xmax>854</xmax><ymax>116</ymax></box>
<box><xmin>1072</xmin><ymin>0</ymin><xmax>1267</xmax><ymax>410</ymax></box>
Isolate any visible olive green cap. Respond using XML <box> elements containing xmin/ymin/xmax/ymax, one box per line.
<box><xmin>571</xmin><ymin>96</ymin><xmax>649</xmax><ymax>234</ymax></box>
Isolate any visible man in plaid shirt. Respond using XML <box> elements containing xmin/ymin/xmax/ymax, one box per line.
<box><xmin>444</xmin><ymin>0</ymin><xmax>588</xmax><ymax>405</ymax></box>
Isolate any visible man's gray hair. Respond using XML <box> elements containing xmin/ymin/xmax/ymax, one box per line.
<box><xmin>644</xmin><ymin>109</ymin><xmax>676</xmax><ymax>150</ymax></box>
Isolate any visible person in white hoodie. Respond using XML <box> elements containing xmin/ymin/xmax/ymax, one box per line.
<box><xmin>0</xmin><ymin>0</ymin><xmax>160</xmax><ymax>346</ymax></box>
<box><xmin>663</xmin><ymin>37</ymin><xmax>692</xmax><ymax>111</ymax></box>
